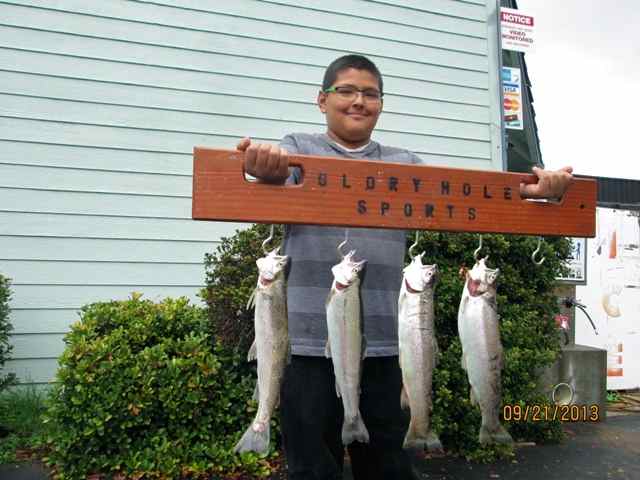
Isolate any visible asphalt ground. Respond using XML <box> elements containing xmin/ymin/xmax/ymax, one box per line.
<box><xmin>2</xmin><ymin>411</ymin><xmax>638</xmax><ymax>480</ymax></box>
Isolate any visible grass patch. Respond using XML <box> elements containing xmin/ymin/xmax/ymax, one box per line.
<box><xmin>0</xmin><ymin>385</ymin><xmax>48</xmax><ymax>464</ymax></box>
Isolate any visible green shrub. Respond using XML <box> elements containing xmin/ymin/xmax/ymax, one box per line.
<box><xmin>43</xmin><ymin>295</ymin><xmax>272</xmax><ymax>479</ymax></box>
<box><xmin>202</xmin><ymin>224</ymin><xmax>283</xmax><ymax>353</ymax></box>
<box><xmin>204</xmin><ymin>226</ymin><xmax>570</xmax><ymax>462</ymax></box>
<box><xmin>0</xmin><ymin>274</ymin><xmax>17</xmax><ymax>393</ymax></box>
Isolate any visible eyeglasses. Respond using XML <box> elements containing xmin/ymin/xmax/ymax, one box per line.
<box><xmin>323</xmin><ymin>85</ymin><xmax>383</xmax><ymax>103</ymax></box>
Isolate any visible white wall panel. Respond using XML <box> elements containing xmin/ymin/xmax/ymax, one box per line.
<box><xmin>0</xmin><ymin>0</ymin><xmax>503</xmax><ymax>384</ymax></box>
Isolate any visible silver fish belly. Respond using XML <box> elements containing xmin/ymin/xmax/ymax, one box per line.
<box><xmin>457</xmin><ymin>258</ymin><xmax>513</xmax><ymax>445</ymax></box>
<box><xmin>234</xmin><ymin>248</ymin><xmax>289</xmax><ymax>455</ymax></box>
<box><xmin>398</xmin><ymin>255</ymin><xmax>442</xmax><ymax>451</ymax></box>
<box><xmin>325</xmin><ymin>250</ymin><xmax>369</xmax><ymax>445</ymax></box>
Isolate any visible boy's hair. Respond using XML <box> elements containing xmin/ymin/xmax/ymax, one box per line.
<box><xmin>321</xmin><ymin>55</ymin><xmax>384</xmax><ymax>94</ymax></box>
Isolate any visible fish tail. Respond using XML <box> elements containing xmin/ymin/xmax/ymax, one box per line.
<box><xmin>342</xmin><ymin>413</ymin><xmax>370</xmax><ymax>445</ymax></box>
<box><xmin>478</xmin><ymin>423</ymin><xmax>513</xmax><ymax>446</ymax></box>
<box><xmin>233</xmin><ymin>421</ymin><xmax>270</xmax><ymax>455</ymax></box>
<box><xmin>403</xmin><ymin>421</ymin><xmax>443</xmax><ymax>452</ymax></box>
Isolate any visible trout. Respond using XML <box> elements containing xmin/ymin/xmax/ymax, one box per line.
<box><xmin>234</xmin><ymin>247</ymin><xmax>289</xmax><ymax>454</ymax></box>
<box><xmin>398</xmin><ymin>253</ymin><xmax>442</xmax><ymax>451</ymax></box>
<box><xmin>457</xmin><ymin>258</ymin><xmax>513</xmax><ymax>445</ymax></box>
<box><xmin>325</xmin><ymin>249</ymin><xmax>369</xmax><ymax>445</ymax></box>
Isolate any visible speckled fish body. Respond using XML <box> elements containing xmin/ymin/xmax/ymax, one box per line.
<box><xmin>457</xmin><ymin>258</ymin><xmax>513</xmax><ymax>445</ymax></box>
<box><xmin>234</xmin><ymin>248</ymin><xmax>289</xmax><ymax>455</ymax></box>
<box><xmin>398</xmin><ymin>253</ymin><xmax>442</xmax><ymax>451</ymax></box>
<box><xmin>325</xmin><ymin>250</ymin><xmax>369</xmax><ymax>445</ymax></box>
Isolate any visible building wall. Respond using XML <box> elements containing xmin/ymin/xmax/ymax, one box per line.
<box><xmin>0</xmin><ymin>0</ymin><xmax>501</xmax><ymax>385</ymax></box>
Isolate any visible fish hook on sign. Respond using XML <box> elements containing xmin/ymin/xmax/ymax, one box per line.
<box><xmin>473</xmin><ymin>234</ymin><xmax>488</xmax><ymax>262</ymax></box>
<box><xmin>408</xmin><ymin>231</ymin><xmax>421</xmax><ymax>260</ymax></box>
<box><xmin>532</xmin><ymin>236</ymin><xmax>545</xmax><ymax>266</ymax></box>
<box><xmin>262</xmin><ymin>224</ymin><xmax>276</xmax><ymax>255</ymax></box>
<box><xmin>337</xmin><ymin>228</ymin><xmax>349</xmax><ymax>259</ymax></box>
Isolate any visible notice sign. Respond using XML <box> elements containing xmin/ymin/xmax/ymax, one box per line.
<box><xmin>501</xmin><ymin>7</ymin><xmax>535</xmax><ymax>52</ymax></box>
<box><xmin>502</xmin><ymin>67</ymin><xmax>523</xmax><ymax>130</ymax></box>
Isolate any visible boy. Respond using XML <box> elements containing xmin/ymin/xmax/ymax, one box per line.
<box><xmin>238</xmin><ymin>55</ymin><xmax>572</xmax><ymax>480</ymax></box>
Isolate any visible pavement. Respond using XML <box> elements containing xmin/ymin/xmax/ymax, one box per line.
<box><xmin>2</xmin><ymin>411</ymin><xmax>639</xmax><ymax>480</ymax></box>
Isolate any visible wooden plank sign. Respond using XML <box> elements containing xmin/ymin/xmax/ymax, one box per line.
<box><xmin>192</xmin><ymin>148</ymin><xmax>597</xmax><ymax>237</ymax></box>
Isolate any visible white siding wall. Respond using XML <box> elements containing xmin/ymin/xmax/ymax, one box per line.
<box><xmin>0</xmin><ymin>0</ymin><xmax>501</xmax><ymax>385</ymax></box>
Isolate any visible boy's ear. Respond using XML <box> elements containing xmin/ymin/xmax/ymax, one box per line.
<box><xmin>317</xmin><ymin>90</ymin><xmax>327</xmax><ymax>113</ymax></box>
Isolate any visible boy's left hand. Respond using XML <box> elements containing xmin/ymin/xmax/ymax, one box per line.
<box><xmin>519</xmin><ymin>166</ymin><xmax>574</xmax><ymax>200</ymax></box>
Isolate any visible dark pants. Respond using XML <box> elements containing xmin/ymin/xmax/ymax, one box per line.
<box><xmin>280</xmin><ymin>355</ymin><xmax>418</xmax><ymax>480</ymax></box>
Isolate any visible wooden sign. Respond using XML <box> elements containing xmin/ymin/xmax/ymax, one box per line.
<box><xmin>192</xmin><ymin>148</ymin><xmax>597</xmax><ymax>237</ymax></box>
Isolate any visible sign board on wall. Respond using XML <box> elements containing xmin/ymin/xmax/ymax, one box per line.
<box><xmin>501</xmin><ymin>7</ymin><xmax>535</xmax><ymax>52</ymax></box>
<box><xmin>576</xmin><ymin>208</ymin><xmax>640</xmax><ymax>390</ymax></box>
<box><xmin>558</xmin><ymin>238</ymin><xmax>587</xmax><ymax>284</ymax></box>
<box><xmin>502</xmin><ymin>67</ymin><xmax>523</xmax><ymax>130</ymax></box>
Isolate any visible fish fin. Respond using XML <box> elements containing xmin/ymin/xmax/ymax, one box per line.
<box><xmin>479</xmin><ymin>424</ymin><xmax>513</xmax><ymax>446</ymax></box>
<box><xmin>247</xmin><ymin>340</ymin><xmax>257</xmax><ymax>362</ymax></box>
<box><xmin>246</xmin><ymin>287</ymin><xmax>258</xmax><ymax>310</ymax></box>
<box><xmin>403</xmin><ymin>421</ymin><xmax>443</xmax><ymax>453</ymax></box>
<box><xmin>234</xmin><ymin>421</ymin><xmax>271</xmax><ymax>455</ymax></box>
<box><xmin>252</xmin><ymin>382</ymin><xmax>259</xmax><ymax>402</ymax></box>
<box><xmin>342</xmin><ymin>413</ymin><xmax>370</xmax><ymax>445</ymax></box>
<box><xmin>324</xmin><ymin>341</ymin><xmax>332</xmax><ymax>359</ymax></box>
<box><xmin>361</xmin><ymin>335</ymin><xmax>368</xmax><ymax>359</ymax></box>
<box><xmin>469</xmin><ymin>387</ymin><xmax>478</xmax><ymax>406</ymax></box>
<box><xmin>400</xmin><ymin>385</ymin><xmax>410</xmax><ymax>410</ymax></box>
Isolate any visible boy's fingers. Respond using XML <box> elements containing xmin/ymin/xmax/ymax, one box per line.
<box><xmin>237</xmin><ymin>137</ymin><xmax>251</xmax><ymax>151</ymax></box>
<box><xmin>267</xmin><ymin>144</ymin><xmax>280</xmax><ymax>175</ymax></box>
<box><xmin>244</xmin><ymin>143</ymin><xmax>258</xmax><ymax>174</ymax></box>
<box><xmin>278</xmin><ymin>148</ymin><xmax>289</xmax><ymax>178</ymax></box>
<box><xmin>256</xmin><ymin>144</ymin><xmax>271</xmax><ymax>177</ymax></box>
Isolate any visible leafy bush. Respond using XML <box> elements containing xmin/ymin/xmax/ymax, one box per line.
<box><xmin>43</xmin><ymin>295</ymin><xmax>272</xmax><ymax>479</ymax></box>
<box><xmin>202</xmin><ymin>224</ymin><xmax>283</xmax><ymax>353</ymax></box>
<box><xmin>204</xmin><ymin>226</ymin><xmax>570</xmax><ymax>461</ymax></box>
<box><xmin>0</xmin><ymin>274</ymin><xmax>17</xmax><ymax>393</ymax></box>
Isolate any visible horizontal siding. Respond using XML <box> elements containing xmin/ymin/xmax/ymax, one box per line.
<box><xmin>0</xmin><ymin>212</ymin><xmax>248</xmax><ymax>242</ymax></box>
<box><xmin>10</xmin><ymin>309</ymin><xmax>84</xmax><ymax>335</ymax></box>
<box><xmin>1</xmin><ymin>0</ymin><xmax>501</xmax><ymax>384</ymax></box>
<box><xmin>0</xmin><ymin>236</ymin><xmax>214</xmax><ymax>263</ymax></box>
<box><xmin>11</xmin><ymin>285</ymin><xmax>202</xmax><ymax>310</ymax></box>
<box><xmin>0</xmin><ymin>260</ymin><xmax>204</xmax><ymax>286</ymax></box>
<box><xmin>4</xmin><ymin>358</ymin><xmax>59</xmax><ymax>384</ymax></box>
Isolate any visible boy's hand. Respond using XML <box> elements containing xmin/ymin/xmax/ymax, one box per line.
<box><xmin>237</xmin><ymin>137</ymin><xmax>289</xmax><ymax>183</ymax></box>
<box><xmin>519</xmin><ymin>166</ymin><xmax>573</xmax><ymax>200</ymax></box>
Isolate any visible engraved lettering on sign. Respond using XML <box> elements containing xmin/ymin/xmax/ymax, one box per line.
<box><xmin>389</xmin><ymin>177</ymin><xmax>399</xmax><ymax>192</ymax></box>
<box><xmin>342</xmin><ymin>174</ymin><xmax>351</xmax><ymax>188</ymax></box>
<box><xmin>468</xmin><ymin>207</ymin><xmax>477</xmax><ymax>220</ymax></box>
<box><xmin>484</xmin><ymin>185</ymin><xmax>492</xmax><ymax>199</ymax></box>
<box><xmin>366</xmin><ymin>176</ymin><xmax>376</xmax><ymax>190</ymax></box>
<box><xmin>412</xmin><ymin>178</ymin><xmax>421</xmax><ymax>192</ymax></box>
<box><xmin>425</xmin><ymin>204</ymin><xmax>435</xmax><ymax>218</ymax></box>
<box><xmin>463</xmin><ymin>183</ymin><xmax>472</xmax><ymax>196</ymax></box>
<box><xmin>404</xmin><ymin>203</ymin><xmax>413</xmax><ymax>217</ymax></box>
<box><xmin>318</xmin><ymin>173</ymin><xmax>327</xmax><ymax>186</ymax></box>
<box><xmin>381</xmin><ymin>202</ymin><xmax>390</xmax><ymax>215</ymax></box>
<box><xmin>447</xmin><ymin>205</ymin><xmax>454</xmax><ymax>218</ymax></box>
<box><xmin>504</xmin><ymin>187</ymin><xmax>512</xmax><ymax>200</ymax></box>
<box><xmin>357</xmin><ymin>200</ymin><xmax>367</xmax><ymax>214</ymax></box>
<box><xmin>441</xmin><ymin>181</ymin><xmax>450</xmax><ymax>195</ymax></box>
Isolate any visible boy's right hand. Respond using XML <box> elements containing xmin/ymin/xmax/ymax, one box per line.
<box><xmin>237</xmin><ymin>137</ymin><xmax>289</xmax><ymax>183</ymax></box>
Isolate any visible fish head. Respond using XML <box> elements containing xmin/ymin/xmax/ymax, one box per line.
<box><xmin>256</xmin><ymin>247</ymin><xmax>289</xmax><ymax>286</ymax></box>
<box><xmin>331</xmin><ymin>250</ymin><xmax>366</xmax><ymax>289</ymax></box>
<box><xmin>466</xmin><ymin>257</ymin><xmax>499</xmax><ymax>297</ymax></box>
<box><xmin>403</xmin><ymin>253</ymin><xmax>438</xmax><ymax>292</ymax></box>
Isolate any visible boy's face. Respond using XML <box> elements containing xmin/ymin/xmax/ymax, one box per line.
<box><xmin>317</xmin><ymin>68</ymin><xmax>383</xmax><ymax>149</ymax></box>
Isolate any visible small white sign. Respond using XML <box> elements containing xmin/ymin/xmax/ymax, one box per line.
<box><xmin>501</xmin><ymin>7</ymin><xmax>535</xmax><ymax>52</ymax></box>
<box><xmin>502</xmin><ymin>67</ymin><xmax>523</xmax><ymax>130</ymax></box>
<box><xmin>558</xmin><ymin>238</ymin><xmax>587</xmax><ymax>283</ymax></box>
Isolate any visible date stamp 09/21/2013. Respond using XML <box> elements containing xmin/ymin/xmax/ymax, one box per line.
<box><xmin>503</xmin><ymin>404</ymin><xmax>601</xmax><ymax>423</ymax></box>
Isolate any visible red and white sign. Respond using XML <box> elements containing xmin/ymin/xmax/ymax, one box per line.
<box><xmin>501</xmin><ymin>7</ymin><xmax>535</xmax><ymax>53</ymax></box>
